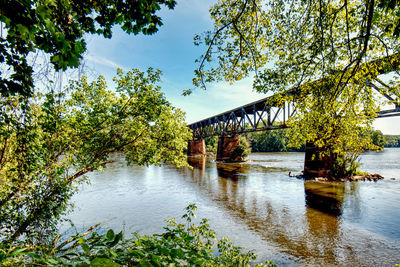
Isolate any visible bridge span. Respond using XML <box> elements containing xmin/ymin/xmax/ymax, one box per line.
<box><xmin>188</xmin><ymin>94</ymin><xmax>400</xmax><ymax>139</ymax></box>
<box><xmin>187</xmin><ymin>89</ymin><xmax>400</xmax><ymax>178</ymax></box>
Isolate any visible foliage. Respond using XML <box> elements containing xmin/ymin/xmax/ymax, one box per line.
<box><xmin>191</xmin><ymin>0</ymin><xmax>400</xmax><ymax>177</ymax></box>
<box><xmin>0</xmin><ymin>204</ymin><xmax>276</xmax><ymax>267</ymax></box>
<box><xmin>248</xmin><ymin>129</ymin><xmax>305</xmax><ymax>152</ymax></box>
<box><xmin>384</xmin><ymin>134</ymin><xmax>400</xmax><ymax>147</ymax></box>
<box><xmin>231</xmin><ymin>135</ymin><xmax>251</xmax><ymax>161</ymax></box>
<box><xmin>0</xmin><ymin>68</ymin><xmax>192</xmax><ymax>244</ymax></box>
<box><xmin>0</xmin><ymin>0</ymin><xmax>176</xmax><ymax>97</ymax></box>
<box><xmin>370</xmin><ymin>129</ymin><xmax>387</xmax><ymax>149</ymax></box>
<box><xmin>330</xmin><ymin>152</ymin><xmax>362</xmax><ymax>178</ymax></box>
<box><xmin>204</xmin><ymin>136</ymin><xmax>218</xmax><ymax>154</ymax></box>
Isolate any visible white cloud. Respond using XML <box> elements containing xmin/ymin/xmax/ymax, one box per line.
<box><xmin>85</xmin><ymin>54</ymin><xmax>124</xmax><ymax>70</ymax></box>
<box><xmin>207</xmin><ymin>78</ymin><xmax>266</xmax><ymax>103</ymax></box>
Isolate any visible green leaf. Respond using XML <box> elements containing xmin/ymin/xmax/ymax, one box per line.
<box><xmin>9</xmin><ymin>247</ymin><xmax>28</xmax><ymax>256</ymax></box>
<box><xmin>90</xmin><ymin>257</ymin><xmax>121</xmax><ymax>267</ymax></box>
<box><xmin>129</xmin><ymin>249</ymin><xmax>145</xmax><ymax>258</ymax></box>
<box><xmin>106</xmin><ymin>229</ymin><xmax>115</xmax><ymax>240</ymax></box>
<box><xmin>81</xmin><ymin>243</ymin><xmax>90</xmax><ymax>254</ymax></box>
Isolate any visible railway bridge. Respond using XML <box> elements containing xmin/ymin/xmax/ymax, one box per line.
<box><xmin>188</xmin><ymin>95</ymin><xmax>399</xmax><ymax>177</ymax></box>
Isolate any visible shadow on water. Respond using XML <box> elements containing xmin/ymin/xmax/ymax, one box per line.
<box><xmin>304</xmin><ymin>181</ymin><xmax>344</xmax><ymax>216</ymax></box>
<box><xmin>216</xmin><ymin>162</ymin><xmax>250</xmax><ymax>180</ymax></box>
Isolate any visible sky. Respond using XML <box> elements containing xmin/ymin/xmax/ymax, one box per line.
<box><xmin>82</xmin><ymin>0</ymin><xmax>400</xmax><ymax>135</ymax></box>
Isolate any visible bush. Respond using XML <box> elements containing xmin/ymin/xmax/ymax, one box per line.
<box><xmin>231</xmin><ymin>135</ymin><xmax>252</xmax><ymax>161</ymax></box>
<box><xmin>330</xmin><ymin>152</ymin><xmax>366</xmax><ymax>178</ymax></box>
<box><xmin>0</xmin><ymin>205</ymin><xmax>276</xmax><ymax>267</ymax></box>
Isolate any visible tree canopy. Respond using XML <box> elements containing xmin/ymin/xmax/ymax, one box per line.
<box><xmin>0</xmin><ymin>0</ymin><xmax>196</xmax><ymax>246</ymax></box>
<box><xmin>0</xmin><ymin>68</ymin><xmax>191</xmax><ymax>242</ymax></box>
<box><xmin>0</xmin><ymin>0</ymin><xmax>176</xmax><ymax>97</ymax></box>
<box><xmin>193</xmin><ymin>0</ymin><xmax>400</xmax><ymax>177</ymax></box>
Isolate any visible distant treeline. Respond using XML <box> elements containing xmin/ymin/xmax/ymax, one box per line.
<box><xmin>247</xmin><ymin>129</ymin><xmax>305</xmax><ymax>152</ymax></box>
<box><xmin>249</xmin><ymin>129</ymin><xmax>400</xmax><ymax>151</ymax></box>
<box><xmin>385</xmin><ymin>135</ymin><xmax>400</xmax><ymax>147</ymax></box>
<box><xmin>204</xmin><ymin>129</ymin><xmax>400</xmax><ymax>154</ymax></box>
<box><xmin>204</xmin><ymin>129</ymin><xmax>304</xmax><ymax>153</ymax></box>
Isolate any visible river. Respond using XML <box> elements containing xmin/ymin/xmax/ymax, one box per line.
<box><xmin>65</xmin><ymin>148</ymin><xmax>400</xmax><ymax>266</ymax></box>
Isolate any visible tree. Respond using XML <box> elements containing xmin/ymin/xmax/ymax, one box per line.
<box><xmin>192</xmin><ymin>0</ymin><xmax>400</xmax><ymax>177</ymax></box>
<box><xmin>0</xmin><ymin>0</ymin><xmax>192</xmax><ymax>243</ymax></box>
<box><xmin>370</xmin><ymin>129</ymin><xmax>387</xmax><ymax>149</ymax></box>
<box><xmin>0</xmin><ymin>0</ymin><xmax>176</xmax><ymax>97</ymax></box>
<box><xmin>0</xmin><ymin>68</ymin><xmax>192</xmax><ymax>243</ymax></box>
<box><xmin>205</xmin><ymin>136</ymin><xmax>218</xmax><ymax>154</ymax></box>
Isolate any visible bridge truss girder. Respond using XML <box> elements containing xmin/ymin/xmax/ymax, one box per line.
<box><xmin>189</xmin><ymin>100</ymin><xmax>296</xmax><ymax>138</ymax></box>
<box><xmin>189</xmin><ymin>93</ymin><xmax>400</xmax><ymax>139</ymax></box>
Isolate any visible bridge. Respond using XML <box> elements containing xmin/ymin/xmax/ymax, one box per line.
<box><xmin>188</xmin><ymin>91</ymin><xmax>400</xmax><ymax>139</ymax></box>
<box><xmin>187</xmin><ymin>56</ymin><xmax>400</xmax><ymax>177</ymax></box>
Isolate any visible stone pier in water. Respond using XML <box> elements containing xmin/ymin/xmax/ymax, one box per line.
<box><xmin>188</xmin><ymin>139</ymin><xmax>206</xmax><ymax>156</ymax></box>
<box><xmin>217</xmin><ymin>134</ymin><xmax>240</xmax><ymax>161</ymax></box>
<box><xmin>303</xmin><ymin>142</ymin><xmax>335</xmax><ymax>178</ymax></box>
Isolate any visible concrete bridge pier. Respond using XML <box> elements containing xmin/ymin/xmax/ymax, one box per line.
<box><xmin>188</xmin><ymin>139</ymin><xmax>206</xmax><ymax>156</ymax></box>
<box><xmin>303</xmin><ymin>142</ymin><xmax>335</xmax><ymax>178</ymax></box>
<box><xmin>217</xmin><ymin>134</ymin><xmax>240</xmax><ymax>161</ymax></box>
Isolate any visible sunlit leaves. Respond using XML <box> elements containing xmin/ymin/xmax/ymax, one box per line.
<box><xmin>193</xmin><ymin>0</ymin><xmax>400</xmax><ymax>176</ymax></box>
<box><xmin>191</xmin><ymin>0</ymin><xmax>269</xmax><ymax>90</ymax></box>
<box><xmin>0</xmin><ymin>68</ymin><xmax>191</xmax><ymax>242</ymax></box>
<box><xmin>0</xmin><ymin>0</ymin><xmax>176</xmax><ymax>97</ymax></box>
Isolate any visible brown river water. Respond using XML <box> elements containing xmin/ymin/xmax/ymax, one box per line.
<box><xmin>64</xmin><ymin>148</ymin><xmax>400</xmax><ymax>266</ymax></box>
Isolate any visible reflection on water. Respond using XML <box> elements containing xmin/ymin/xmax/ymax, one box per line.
<box><xmin>67</xmin><ymin>149</ymin><xmax>400</xmax><ymax>266</ymax></box>
<box><xmin>216</xmin><ymin>162</ymin><xmax>250</xmax><ymax>180</ymax></box>
<box><xmin>304</xmin><ymin>181</ymin><xmax>344</xmax><ymax>216</ymax></box>
<box><xmin>187</xmin><ymin>156</ymin><xmax>206</xmax><ymax>171</ymax></box>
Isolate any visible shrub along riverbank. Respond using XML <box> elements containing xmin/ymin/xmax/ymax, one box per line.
<box><xmin>0</xmin><ymin>205</ymin><xmax>276</xmax><ymax>266</ymax></box>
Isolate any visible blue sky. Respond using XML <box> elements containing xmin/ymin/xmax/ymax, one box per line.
<box><xmin>83</xmin><ymin>0</ymin><xmax>400</xmax><ymax>135</ymax></box>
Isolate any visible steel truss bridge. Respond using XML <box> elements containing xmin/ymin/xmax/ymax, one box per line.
<box><xmin>188</xmin><ymin>91</ymin><xmax>400</xmax><ymax>139</ymax></box>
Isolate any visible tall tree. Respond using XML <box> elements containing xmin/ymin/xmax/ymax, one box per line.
<box><xmin>0</xmin><ymin>0</ymin><xmax>194</xmax><ymax>244</ymax></box>
<box><xmin>0</xmin><ymin>68</ymin><xmax>192</xmax><ymax>242</ymax></box>
<box><xmin>0</xmin><ymin>0</ymin><xmax>176</xmax><ymax>97</ymax></box>
<box><xmin>192</xmin><ymin>0</ymin><xmax>400</xmax><ymax>177</ymax></box>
